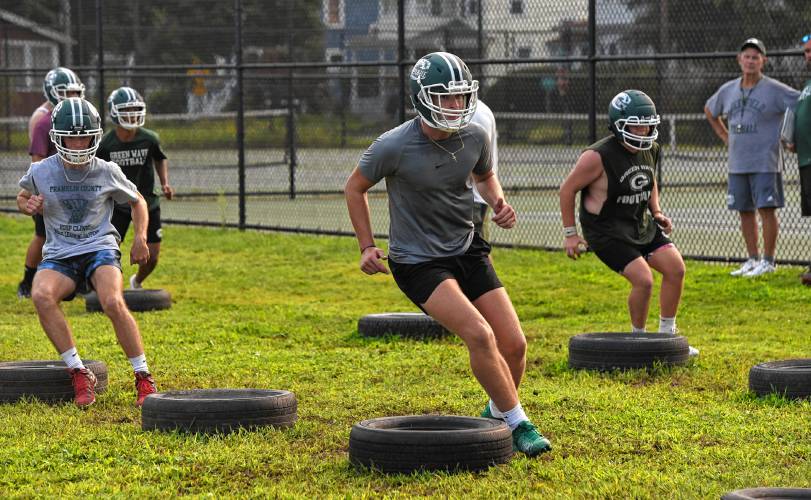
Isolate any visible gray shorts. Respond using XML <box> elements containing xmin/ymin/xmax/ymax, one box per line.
<box><xmin>727</xmin><ymin>173</ymin><xmax>784</xmax><ymax>211</ymax></box>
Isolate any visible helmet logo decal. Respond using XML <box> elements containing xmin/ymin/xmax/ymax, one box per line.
<box><xmin>410</xmin><ymin>59</ymin><xmax>431</xmax><ymax>81</ymax></box>
<box><xmin>61</xmin><ymin>198</ymin><xmax>90</xmax><ymax>224</ymax></box>
<box><xmin>629</xmin><ymin>173</ymin><xmax>650</xmax><ymax>191</ymax></box>
<box><xmin>611</xmin><ymin>92</ymin><xmax>631</xmax><ymax>111</ymax></box>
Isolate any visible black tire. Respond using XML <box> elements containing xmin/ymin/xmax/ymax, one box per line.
<box><xmin>141</xmin><ymin>389</ymin><xmax>297</xmax><ymax>434</ymax></box>
<box><xmin>349</xmin><ymin>415</ymin><xmax>513</xmax><ymax>473</ymax></box>
<box><xmin>0</xmin><ymin>360</ymin><xmax>108</xmax><ymax>403</ymax></box>
<box><xmin>722</xmin><ymin>487</ymin><xmax>811</xmax><ymax>499</ymax></box>
<box><xmin>749</xmin><ymin>359</ymin><xmax>811</xmax><ymax>399</ymax></box>
<box><xmin>568</xmin><ymin>332</ymin><xmax>690</xmax><ymax>371</ymax></box>
<box><xmin>85</xmin><ymin>289</ymin><xmax>172</xmax><ymax>313</ymax></box>
<box><xmin>358</xmin><ymin>313</ymin><xmax>450</xmax><ymax>339</ymax></box>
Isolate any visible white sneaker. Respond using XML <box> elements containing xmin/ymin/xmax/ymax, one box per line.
<box><xmin>743</xmin><ymin>260</ymin><xmax>776</xmax><ymax>277</ymax></box>
<box><xmin>730</xmin><ymin>258</ymin><xmax>758</xmax><ymax>276</ymax></box>
<box><xmin>688</xmin><ymin>346</ymin><xmax>700</xmax><ymax>357</ymax></box>
<box><xmin>129</xmin><ymin>274</ymin><xmax>142</xmax><ymax>289</ymax></box>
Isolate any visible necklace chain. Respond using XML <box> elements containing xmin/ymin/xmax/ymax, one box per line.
<box><xmin>428</xmin><ymin>132</ymin><xmax>465</xmax><ymax>162</ymax></box>
<box><xmin>62</xmin><ymin>158</ymin><xmax>93</xmax><ymax>183</ymax></box>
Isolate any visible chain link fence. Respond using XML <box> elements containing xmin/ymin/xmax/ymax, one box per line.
<box><xmin>1</xmin><ymin>0</ymin><xmax>809</xmax><ymax>264</ymax></box>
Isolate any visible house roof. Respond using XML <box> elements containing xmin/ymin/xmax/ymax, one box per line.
<box><xmin>0</xmin><ymin>9</ymin><xmax>75</xmax><ymax>45</ymax></box>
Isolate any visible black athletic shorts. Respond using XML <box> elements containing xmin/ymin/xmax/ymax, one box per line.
<box><xmin>33</xmin><ymin>213</ymin><xmax>45</xmax><ymax>237</ymax></box>
<box><xmin>389</xmin><ymin>233</ymin><xmax>503</xmax><ymax>307</ymax></box>
<box><xmin>801</xmin><ymin>166</ymin><xmax>811</xmax><ymax>217</ymax></box>
<box><xmin>587</xmin><ymin>227</ymin><xmax>674</xmax><ymax>273</ymax></box>
<box><xmin>111</xmin><ymin>206</ymin><xmax>163</xmax><ymax>244</ymax></box>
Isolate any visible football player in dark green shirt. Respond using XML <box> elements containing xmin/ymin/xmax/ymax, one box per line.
<box><xmin>96</xmin><ymin>87</ymin><xmax>174</xmax><ymax>289</ymax></box>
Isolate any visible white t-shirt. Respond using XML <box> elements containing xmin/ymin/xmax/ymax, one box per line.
<box><xmin>470</xmin><ymin>100</ymin><xmax>498</xmax><ymax>204</ymax></box>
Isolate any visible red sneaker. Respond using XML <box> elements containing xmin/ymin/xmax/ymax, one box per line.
<box><xmin>68</xmin><ymin>367</ymin><xmax>97</xmax><ymax>408</ymax></box>
<box><xmin>134</xmin><ymin>371</ymin><xmax>157</xmax><ymax>407</ymax></box>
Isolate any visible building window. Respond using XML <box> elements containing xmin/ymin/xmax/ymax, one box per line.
<box><xmin>323</xmin><ymin>0</ymin><xmax>344</xmax><ymax>28</ymax></box>
<box><xmin>517</xmin><ymin>47</ymin><xmax>531</xmax><ymax>59</ymax></box>
<box><xmin>510</xmin><ymin>0</ymin><xmax>524</xmax><ymax>15</ymax></box>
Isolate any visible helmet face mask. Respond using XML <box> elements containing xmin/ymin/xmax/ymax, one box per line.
<box><xmin>108</xmin><ymin>87</ymin><xmax>146</xmax><ymax>129</ymax></box>
<box><xmin>409</xmin><ymin>52</ymin><xmax>479</xmax><ymax>132</ymax></box>
<box><xmin>49</xmin><ymin>97</ymin><xmax>103</xmax><ymax>166</ymax></box>
<box><xmin>608</xmin><ymin>90</ymin><xmax>660</xmax><ymax>151</ymax></box>
<box><xmin>43</xmin><ymin>67</ymin><xmax>85</xmax><ymax>106</ymax></box>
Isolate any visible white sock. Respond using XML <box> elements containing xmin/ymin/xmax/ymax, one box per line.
<box><xmin>502</xmin><ymin>402</ymin><xmax>529</xmax><ymax>430</ymax></box>
<box><xmin>488</xmin><ymin>399</ymin><xmax>504</xmax><ymax>418</ymax></box>
<box><xmin>659</xmin><ymin>316</ymin><xmax>676</xmax><ymax>334</ymax></box>
<box><xmin>631</xmin><ymin>325</ymin><xmax>646</xmax><ymax>333</ymax></box>
<box><xmin>60</xmin><ymin>347</ymin><xmax>84</xmax><ymax>370</ymax></box>
<box><xmin>128</xmin><ymin>353</ymin><xmax>149</xmax><ymax>373</ymax></box>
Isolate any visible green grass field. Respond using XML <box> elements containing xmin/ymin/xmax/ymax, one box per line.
<box><xmin>0</xmin><ymin>214</ymin><xmax>809</xmax><ymax>498</ymax></box>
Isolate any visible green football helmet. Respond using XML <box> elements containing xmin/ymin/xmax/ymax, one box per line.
<box><xmin>42</xmin><ymin>67</ymin><xmax>85</xmax><ymax>106</ymax></box>
<box><xmin>608</xmin><ymin>89</ymin><xmax>660</xmax><ymax>150</ymax></box>
<box><xmin>108</xmin><ymin>86</ymin><xmax>146</xmax><ymax>129</ymax></box>
<box><xmin>49</xmin><ymin>97</ymin><xmax>103</xmax><ymax>165</ymax></box>
<box><xmin>409</xmin><ymin>52</ymin><xmax>478</xmax><ymax>132</ymax></box>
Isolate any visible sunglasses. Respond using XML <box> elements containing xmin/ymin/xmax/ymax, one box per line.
<box><xmin>803</xmin><ymin>34</ymin><xmax>811</xmax><ymax>43</ymax></box>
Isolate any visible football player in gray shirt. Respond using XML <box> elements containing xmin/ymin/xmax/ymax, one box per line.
<box><xmin>17</xmin><ymin>97</ymin><xmax>158</xmax><ymax>408</ymax></box>
<box><xmin>344</xmin><ymin>52</ymin><xmax>551</xmax><ymax>456</ymax></box>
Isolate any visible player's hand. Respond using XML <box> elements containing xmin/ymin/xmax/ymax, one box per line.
<box><xmin>360</xmin><ymin>246</ymin><xmax>389</xmax><ymax>275</ymax></box>
<box><xmin>564</xmin><ymin>235</ymin><xmax>588</xmax><ymax>260</ymax></box>
<box><xmin>491</xmin><ymin>198</ymin><xmax>516</xmax><ymax>229</ymax></box>
<box><xmin>130</xmin><ymin>237</ymin><xmax>150</xmax><ymax>266</ymax></box>
<box><xmin>653</xmin><ymin>212</ymin><xmax>673</xmax><ymax>235</ymax></box>
<box><xmin>25</xmin><ymin>194</ymin><xmax>44</xmax><ymax>215</ymax></box>
<box><xmin>162</xmin><ymin>184</ymin><xmax>175</xmax><ymax>200</ymax></box>
<box><xmin>783</xmin><ymin>141</ymin><xmax>796</xmax><ymax>153</ymax></box>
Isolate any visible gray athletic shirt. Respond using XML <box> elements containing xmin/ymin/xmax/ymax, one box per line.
<box><xmin>19</xmin><ymin>155</ymin><xmax>139</xmax><ymax>260</ymax></box>
<box><xmin>358</xmin><ymin>117</ymin><xmax>492</xmax><ymax>264</ymax></box>
<box><xmin>705</xmin><ymin>75</ymin><xmax>799</xmax><ymax>173</ymax></box>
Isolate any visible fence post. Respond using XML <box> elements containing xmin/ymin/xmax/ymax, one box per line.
<box><xmin>3</xmin><ymin>28</ymin><xmax>9</xmax><ymax>151</ymax></box>
<box><xmin>95</xmin><ymin>0</ymin><xmax>105</xmax><ymax>123</ymax></box>
<box><xmin>235</xmin><ymin>0</ymin><xmax>246</xmax><ymax>230</ymax></box>
<box><xmin>588</xmin><ymin>0</ymin><xmax>596</xmax><ymax>144</ymax></box>
<box><xmin>287</xmin><ymin>26</ymin><xmax>297</xmax><ymax>200</ymax></box>
<box><xmin>397</xmin><ymin>0</ymin><xmax>405</xmax><ymax>124</ymax></box>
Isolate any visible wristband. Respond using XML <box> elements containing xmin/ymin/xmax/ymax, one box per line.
<box><xmin>360</xmin><ymin>244</ymin><xmax>376</xmax><ymax>254</ymax></box>
<box><xmin>563</xmin><ymin>226</ymin><xmax>578</xmax><ymax>238</ymax></box>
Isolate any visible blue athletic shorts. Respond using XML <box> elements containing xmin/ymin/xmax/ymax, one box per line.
<box><xmin>38</xmin><ymin>249</ymin><xmax>122</xmax><ymax>301</ymax></box>
<box><xmin>727</xmin><ymin>173</ymin><xmax>784</xmax><ymax>211</ymax></box>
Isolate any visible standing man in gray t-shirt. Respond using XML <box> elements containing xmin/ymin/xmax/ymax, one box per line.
<box><xmin>344</xmin><ymin>52</ymin><xmax>551</xmax><ymax>457</ymax></box>
<box><xmin>705</xmin><ymin>38</ymin><xmax>800</xmax><ymax>277</ymax></box>
<box><xmin>17</xmin><ymin>97</ymin><xmax>158</xmax><ymax>409</ymax></box>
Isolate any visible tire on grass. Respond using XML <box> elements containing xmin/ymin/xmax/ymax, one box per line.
<box><xmin>0</xmin><ymin>360</ymin><xmax>108</xmax><ymax>403</ymax></box>
<box><xmin>568</xmin><ymin>332</ymin><xmax>690</xmax><ymax>371</ymax></box>
<box><xmin>349</xmin><ymin>415</ymin><xmax>513</xmax><ymax>473</ymax></box>
<box><xmin>749</xmin><ymin>359</ymin><xmax>811</xmax><ymax>399</ymax></box>
<box><xmin>141</xmin><ymin>389</ymin><xmax>297</xmax><ymax>434</ymax></box>
<box><xmin>358</xmin><ymin>313</ymin><xmax>450</xmax><ymax>339</ymax></box>
<box><xmin>85</xmin><ymin>289</ymin><xmax>172</xmax><ymax>313</ymax></box>
<box><xmin>722</xmin><ymin>487</ymin><xmax>811</xmax><ymax>499</ymax></box>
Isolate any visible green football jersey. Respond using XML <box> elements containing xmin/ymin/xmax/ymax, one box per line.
<box><xmin>96</xmin><ymin>127</ymin><xmax>167</xmax><ymax>211</ymax></box>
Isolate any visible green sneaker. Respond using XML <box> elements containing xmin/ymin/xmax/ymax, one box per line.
<box><xmin>512</xmin><ymin>421</ymin><xmax>552</xmax><ymax>456</ymax></box>
<box><xmin>481</xmin><ymin>402</ymin><xmax>496</xmax><ymax>419</ymax></box>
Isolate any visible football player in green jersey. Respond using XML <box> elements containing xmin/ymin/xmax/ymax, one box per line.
<box><xmin>97</xmin><ymin>87</ymin><xmax>174</xmax><ymax>290</ymax></box>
